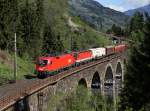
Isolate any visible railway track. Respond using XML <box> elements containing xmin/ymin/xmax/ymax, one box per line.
<box><xmin>0</xmin><ymin>53</ymin><xmax>123</xmax><ymax>110</ymax></box>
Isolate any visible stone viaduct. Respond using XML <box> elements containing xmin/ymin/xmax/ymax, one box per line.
<box><xmin>2</xmin><ymin>53</ymin><xmax>126</xmax><ymax>111</ymax></box>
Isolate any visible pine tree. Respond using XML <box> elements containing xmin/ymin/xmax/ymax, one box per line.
<box><xmin>72</xmin><ymin>41</ymin><xmax>78</xmax><ymax>51</ymax></box>
<box><xmin>0</xmin><ymin>0</ymin><xmax>19</xmax><ymax>51</ymax></box>
<box><xmin>33</xmin><ymin>0</ymin><xmax>44</xmax><ymax>57</ymax></box>
<box><xmin>18</xmin><ymin>0</ymin><xmax>33</xmax><ymax>55</ymax></box>
<box><xmin>110</xmin><ymin>24</ymin><xmax>123</xmax><ymax>36</ymax></box>
<box><xmin>119</xmin><ymin>13</ymin><xmax>150</xmax><ymax>111</ymax></box>
<box><xmin>42</xmin><ymin>24</ymin><xmax>57</xmax><ymax>54</ymax></box>
<box><xmin>129</xmin><ymin>12</ymin><xmax>144</xmax><ymax>34</ymax></box>
<box><xmin>18</xmin><ymin>0</ymin><xmax>44</xmax><ymax>58</ymax></box>
<box><xmin>55</xmin><ymin>35</ymin><xmax>64</xmax><ymax>53</ymax></box>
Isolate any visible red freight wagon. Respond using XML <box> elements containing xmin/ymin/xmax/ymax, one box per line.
<box><xmin>35</xmin><ymin>53</ymin><xmax>76</xmax><ymax>77</ymax></box>
<box><xmin>114</xmin><ymin>44</ymin><xmax>126</xmax><ymax>53</ymax></box>
<box><xmin>105</xmin><ymin>46</ymin><xmax>115</xmax><ymax>55</ymax></box>
<box><xmin>76</xmin><ymin>50</ymin><xmax>93</xmax><ymax>63</ymax></box>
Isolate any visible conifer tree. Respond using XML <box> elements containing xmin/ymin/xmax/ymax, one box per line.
<box><xmin>42</xmin><ymin>24</ymin><xmax>57</xmax><ymax>54</ymax></box>
<box><xmin>0</xmin><ymin>0</ymin><xmax>19</xmax><ymax>51</ymax></box>
<box><xmin>119</xmin><ymin>13</ymin><xmax>150</xmax><ymax>111</ymax></box>
<box><xmin>18</xmin><ymin>0</ymin><xmax>44</xmax><ymax>58</ymax></box>
<box><xmin>129</xmin><ymin>12</ymin><xmax>144</xmax><ymax>33</ymax></box>
<box><xmin>72</xmin><ymin>41</ymin><xmax>79</xmax><ymax>51</ymax></box>
<box><xmin>55</xmin><ymin>35</ymin><xmax>64</xmax><ymax>53</ymax></box>
<box><xmin>29</xmin><ymin>0</ymin><xmax>45</xmax><ymax>58</ymax></box>
<box><xmin>18</xmin><ymin>0</ymin><xmax>33</xmax><ymax>55</ymax></box>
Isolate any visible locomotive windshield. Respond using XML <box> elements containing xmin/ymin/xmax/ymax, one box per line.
<box><xmin>37</xmin><ymin>59</ymin><xmax>48</xmax><ymax>67</ymax></box>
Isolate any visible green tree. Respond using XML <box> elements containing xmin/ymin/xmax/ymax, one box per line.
<box><xmin>119</xmin><ymin>13</ymin><xmax>150</xmax><ymax>111</ymax></box>
<box><xmin>42</xmin><ymin>24</ymin><xmax>56</xmax><ymax>54</ymax></box>
<box><xmin>0</xmin><ymin>0</ymin><xmax>19</xmax><ymax>51</ymax></box>
<box><xmin>55</xmin><ymin>35</ymin><xmax>64</xmax><ymax>53</ymax></box>
<box><xmin>18</xmin><ymin>0</ymin><xmax>44</xmax><ymax>58</ymax></box>
<box><xmin>72</xmin><ymin>41</ymin><xmax>79</xmax><ymax>51</ymax></box>
<box><xmin>33</xmin><ymin>0</ymin><xmax>44</xmax><ymax>57</ymax></box>
<box><xmin>42</xmin><ymin>0</ymin><xmax>68</xmax><ymax>54</ymax></box>
<box><xmin>110</xmin><ymin>24</ymin><xmax>123</xmax><ymax>36</ymax></box>
<box><xmin>129</xmin><ymin>12</ymin><xmax>144</xmax><ymax>34</ymax></box>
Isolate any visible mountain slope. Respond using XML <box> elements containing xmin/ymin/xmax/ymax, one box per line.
<box><xmin>125</xmin><ymin>4</ymin><xmax>150</xmax><ymax>16</ymax></box>
<box><xmin>69</xmin><ymin>0</ymin><xmax>129</xmax><ymax>31</ymax></box>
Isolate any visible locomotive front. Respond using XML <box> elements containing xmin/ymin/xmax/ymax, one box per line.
<box><xmin>35</xmin><ymin>53</ymin><xmax>76</xmax><ymax>78</ymax></box>
<box><xmin>35</xmin><ymin>57</ymin><xmax>53</xmax><ymax>78</ymax></box>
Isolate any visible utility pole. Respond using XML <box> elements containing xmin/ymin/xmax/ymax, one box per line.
<box><xmin>70</xmin><ymin>35</ymin><xmax>73</xmax><ymax>51</ymax></box>
<box><xmin>14</xmin><ymin>33</ymin><xmax>17</xmax><ymax>82</ymax></box>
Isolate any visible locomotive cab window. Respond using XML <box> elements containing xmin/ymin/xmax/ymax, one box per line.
<box><xmin>37</xmin><ymin>60</ymin><xmax>48</xmax><ymax>67</ymax></box>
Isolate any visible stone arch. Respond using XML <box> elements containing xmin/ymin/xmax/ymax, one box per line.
<box><xmin>15</xmin><ymin>99</ymin><xmax>28</xmax><ymax>111</ymax></box>
<box><xmin>78</xmin><ymin>78</ymin><xmax>87</xmax><ymax>88</ymax></box>
<box><xmin>116</xmin><ymin>61</ymin><xmax>122</xmax><ymax>79</ymax></box>
<box><xmin>104</xmin><ymin>64</ymin><xmax>114</xmax><ymax>80</ymax></box>
<box><xmin>104</xmin><ymin>65</ymin><xmax>114</xmax><ymax>101</ymax></box>
<box><xmin>91</xmin><ymin>71</ymin><xmax>101</xmax><ymax>93</ymax></box>
<box><xmin>115</xmin><ymin>61</ymin><xmax>123</xmax><ymax>95</ymax></box>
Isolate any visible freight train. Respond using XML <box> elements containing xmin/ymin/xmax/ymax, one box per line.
<box><xmin>35</xmin><ymin>44</ymin><xmax>127</xmax><ymax>78</ymax></box>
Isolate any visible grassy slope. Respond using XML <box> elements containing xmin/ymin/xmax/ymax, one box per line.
<box><xmin>55</xmin><ymin>15</ymin><xmax>112</xmax><ymax>51</ymax></box>
<box><xmin>0</xmin><ymin>50</ymin><xmax>34</xmax><ymax>85</ymax></box>
<box><xmin>71</xmin><ymin>16</ymin><xmax>111</xmax><ymax>48</ymax></box>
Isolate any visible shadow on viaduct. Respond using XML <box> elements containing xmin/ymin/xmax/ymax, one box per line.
<box><xmin>5</xmin><ymin>54</ymin><xmax>126</xmax><ymax>111</ymax></box>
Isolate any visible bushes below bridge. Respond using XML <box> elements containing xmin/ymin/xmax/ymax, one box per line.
<box><xmin>47</xmin><ymin>86</ymin><xmax>150</xmax><ymax>111</ymax></box>
<box><xmin>47</xmin><ymin>86</ymin><xmax>114</xmax><ymax>111</ymax></box>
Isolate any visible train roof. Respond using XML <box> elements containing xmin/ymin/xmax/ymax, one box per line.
<box><xmin>89</xmin><ymin>47</ymin><xmax>105</xmax><ymax>50</ymax></box>
<box><xmin>105</xmin><ymin>45</ymin><xmax>115</xmax><ymax>48</ymax></box>
<box><xmin>38</xmin><ymin>57</ymin><xmax>54</xmax><ymax>60</ymax></box>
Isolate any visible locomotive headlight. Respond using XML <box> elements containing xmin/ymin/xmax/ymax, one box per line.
<box><xmin>68</xmin><ymin>59</ymin><xmax>72</xmax><ymax>63</ymax></box>
<box><xmin>47</xmin><ymin>61</ymin><xmax>50</xmax><ymax>64</ymax></box>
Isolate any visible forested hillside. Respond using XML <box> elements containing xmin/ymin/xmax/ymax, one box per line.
<box><xmin>119</xmin><ymin>12</ymin><xmax>150</xmax><ymax>111</ymax></box>
<box><xmin>0</xmin><ymin>0</ymin><xmax>111</xmax><ymax>58</ymax></box>
<box><xmin>0</xmin><ymin>0</ymin><xmax>111</xmax><ymax>83</ymax></box>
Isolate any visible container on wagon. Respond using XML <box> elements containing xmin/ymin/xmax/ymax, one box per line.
<box><xmin>90</xmin><ymin>48</ymin><xmax>106</xmax><ymax>58</ymax></box>
<box><xmin>105</xmin><ymin>46</ymin><xmax>115</xmax><ymax>55</ymax></box>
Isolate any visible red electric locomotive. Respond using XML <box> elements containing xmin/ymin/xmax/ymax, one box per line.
<box><xmin>35</xmin><ymin>53</ymin><xmax>76</xmax><ymax>78</ymax></box>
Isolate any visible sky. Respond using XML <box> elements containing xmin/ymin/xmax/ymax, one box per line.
<box><xmin>95</xmin><ymin>0</ymin><xmax>150</xmax><ymax>12</ymax></box>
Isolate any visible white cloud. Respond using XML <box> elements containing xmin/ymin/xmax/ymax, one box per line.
<box><xmin>108</xmin><ymin>4</ymin><xmax>126</xmax><ymax>12</ymax></box>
